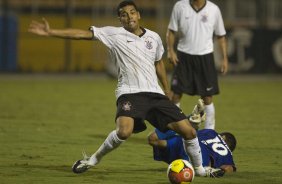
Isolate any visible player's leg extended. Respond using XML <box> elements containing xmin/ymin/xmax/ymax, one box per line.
<box><xmin>89</xmin><ymin>116</ymin><xmax>133</xmax><ymax>165</ymax></box>
<box><xmin>72</xmin><ymin>116</ymin><xmax>133</xmax><ymax>173</ymax></box>
<box><xmin>167</xmin><ymin>119</ymin><xmax>206</xmax><ymax>176</ymax></box>
<box><xmin>202</xmin><ymin>96</ymin><xmax>215</xmax><ymax>129</ymax></box>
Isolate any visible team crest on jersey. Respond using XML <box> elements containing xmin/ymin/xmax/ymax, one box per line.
<box><xmin>122</xmin><ymin>101</ymin><xmax>132</xmax><ymax>111</ymax></box>
<box><xmin>201</xmin><ymin>14</ymin><xmax>208</xmax><ymax>23</ymax></box>
<box><xmin>144</xmin><ymin>37</ymin><xmax>154</xmax><ymax>50</ymax></box>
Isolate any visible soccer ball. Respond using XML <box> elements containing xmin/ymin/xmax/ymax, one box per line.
<box><xmin>167</xmin><ymin>159</ymin><xmax>195</xmax><ymax>184</ymax></box>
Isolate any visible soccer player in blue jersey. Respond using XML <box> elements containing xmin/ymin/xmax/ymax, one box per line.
<box><xmin>148</xmin><ymin>129</ymin><xmax>236</xmax><ymax>173</ymax></box>
<box><xmin>148</xmin><ymin>101</ymin><xmax>237</xmax><ymax>174</ymax></box>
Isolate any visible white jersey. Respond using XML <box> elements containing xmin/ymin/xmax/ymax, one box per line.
<box><xmin>168</xmin><ymin>0</ymin><xmax>226</xmax><ymax>55</ymax></box>
<box><xmin>90</xmin><ymin>26</ymin><xmax>165</xmax><ymax>99</ymax></box>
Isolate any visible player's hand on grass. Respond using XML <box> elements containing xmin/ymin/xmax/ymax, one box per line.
<box><xmin>28</xmin><ymin>18</ymin><xmax>50</xmax><ymax>36</ymax></box>
<box><xmin>204</xmin><ymin>166</ymin><xmax>225</xmax><ymax>178</ymax></box>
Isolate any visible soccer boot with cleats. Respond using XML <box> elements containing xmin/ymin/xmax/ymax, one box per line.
<box><xmin>72</xmin><ymin>151</ymin><xmax>93</xmax><ymax>174</ymax></box>
<box><xmin>189</xmin><ymin>99</ymin><xmax>206</xmax><ymax>129</ymax></box>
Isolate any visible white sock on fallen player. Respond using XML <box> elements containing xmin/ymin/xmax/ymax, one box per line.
<box><xmin>183</xmin><ymin>137</ymin><xmax>206</xmax><ymax>176</ymax></box>
<box><xmin>89</xmin><ymin>130</ymin><xmax>124</xmax><ymax>166</ymax></box>
<box><xmin>204</xmin><ymin>103</ymin><xmax>215</xmax><ymax>129</ymax></box>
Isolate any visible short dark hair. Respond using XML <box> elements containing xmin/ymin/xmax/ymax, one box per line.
<box><xmin>220</xmin><ymin>132</ymin><xmax>237</xmax><ymax>152</ymax></box>
<box><xmin>117</xmin><ymin>0</ymin><xmax>139</xmax><ymax>16</ymax></box>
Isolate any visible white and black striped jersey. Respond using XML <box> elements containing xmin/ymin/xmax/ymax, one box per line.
<box><xmin>90</xmin><ymin>26</ymin><xmax>165</xmax><ymax>98</ymax></box>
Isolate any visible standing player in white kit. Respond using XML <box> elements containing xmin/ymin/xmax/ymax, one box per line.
<box><xmin>167</xmin><ymin>0</ymin><xmax>229</xmax><ymax>130</ymax></box>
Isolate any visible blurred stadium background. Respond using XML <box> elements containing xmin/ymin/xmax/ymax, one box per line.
<box><xmin>0</xmin><ymin>0</ymin><xmax>281</xmax><ymax>74</ymax></box>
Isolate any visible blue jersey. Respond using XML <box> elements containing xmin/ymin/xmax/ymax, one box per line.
<box><xmin>153</xmin><ymin>129</ymin><xmax>235</xmax><ymax>169</ymax></box>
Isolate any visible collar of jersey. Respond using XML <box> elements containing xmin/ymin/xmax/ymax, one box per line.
<box><xmin>189</xmin><ymin>0</ymin><xmax>207</xmax><ymax>13</ymax></box>
<box><xmin>138</xmin><ymin>27</ymin><xmax>146</xmax><ymax>37</ymax></box>
<box><xmin>123</xmin><ymin>27</ymin><xmax>146</xmax><ymax>38</ymax></box>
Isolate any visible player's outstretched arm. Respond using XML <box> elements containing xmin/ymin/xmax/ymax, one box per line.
<box><xmin>147</xmin><ymin>131</ymin><xmax>167</xmax><ymax>148</ymax></box>
<box><xmin>28</xmin><ymin>18</ymin><xmax>93</xmax><ymax>40</ymax></box>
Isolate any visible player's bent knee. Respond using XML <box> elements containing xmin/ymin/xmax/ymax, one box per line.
<box><xmin>168</xmin><ymin>120</ymin><xmax>196</xmax><ymax>140</ymax></box>
<box><xmin>116</xmin><ymin>130</ymin><xmax>132</xmax><ymax>140</ymax></box>
<box><xmin>180</xmin><ymin>127</ymin><xmax>196</xmax><ymax>140</ymax></box>
<box><xmin>181</xmin><ymin>122</ymin><xmax>197</xmax><ymax>139</ymax></box>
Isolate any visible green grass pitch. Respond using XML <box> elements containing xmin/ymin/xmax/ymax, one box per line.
<box><xmin>0</xmin><ymin>74</ymin><xmax>281</xmax><ymax>184</ymax></box>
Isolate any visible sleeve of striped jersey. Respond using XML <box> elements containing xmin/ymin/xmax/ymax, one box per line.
<box><xmin>167</xmin><ymin>3</ymin><xmax>179</xmax><ymax>32</ymax></box>
<box><xmin>89</xmin><ymin>26</ymin><xmax>116</xmax><ymax>49</ymax></box>
<box><xmin>214</xmin><ymin>7</ymin><xmax>226</xmax><ymax>36</ymax></box>
<box><xmin>155</xmin><ymin>35</ymin><xmax>165</xmax><ymax>61</ymax></box>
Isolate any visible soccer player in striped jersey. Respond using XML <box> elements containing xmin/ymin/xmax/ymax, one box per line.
<box><xmin>28</xmin><ymin>0</ymin><xmax>222</xmax><ymax>177</ymax></box>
